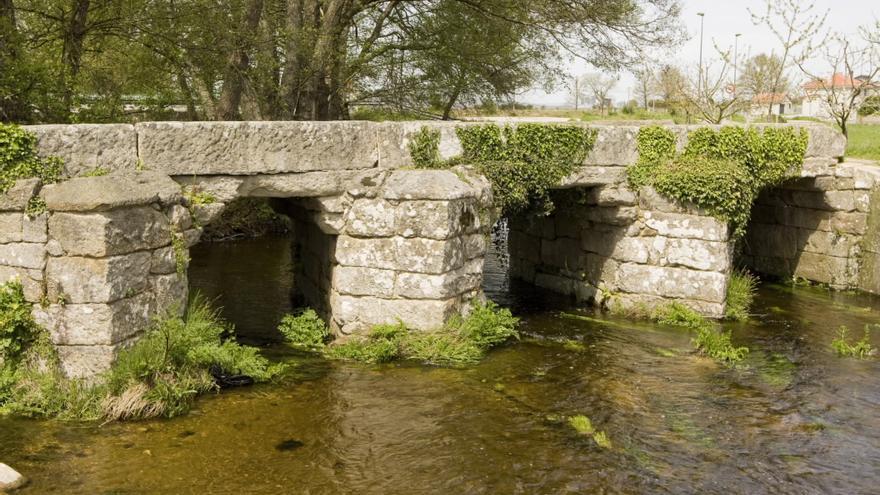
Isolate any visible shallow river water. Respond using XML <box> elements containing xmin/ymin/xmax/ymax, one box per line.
<box><xmin>2</xmin><ymin>235</ymin><xmax>879</xmax><ymax>494</ymax></box>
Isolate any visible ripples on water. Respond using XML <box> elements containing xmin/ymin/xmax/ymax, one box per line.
<box><xmin>2</xmin><ymin>231</ymin><xmax>879</xmax><ymax>494</ymax></box>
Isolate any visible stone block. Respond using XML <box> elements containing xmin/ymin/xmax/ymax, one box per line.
<box><xmin>616</xmin><ymin>263</ymin><xmax>727</xmax><ymax>303</ymax></box>
<box><xmin>332</xmin><ymin>266</ymin><xmax>396</xmax><ymax>297</ymax></box>
<box><xmin>581</xmin><ymin>228</ymin><xmax>626</xmax><ymax>257</ymax></box>
<box><xmin>642</xmin><ymin>211</ymin><xmax>730</xmax><ymax>241</ymax></box>
<box><xmin>587</xmin><ymin>125</ymin><xmax>639</xmax><ymax>165</ymax></box>
<box><xmin>330</xmin><ymin>292</ymin><xmax>459</xmax><ymax>333</ymax></box>
<box><xmin>824</xmin><ymin>191</ymin><xmax>856</xmax><ymax>212</ymax></box>
<box><xmin>46</xmin><ymin>252</ymin><xmax>151</xmax><ymax>304</ymax></box>
<box><xmin>609</xmin><ymin>236</ymin><xmax>651</xmax><ymax>264</ymax></box>
<box><xmin>540</xmin><ymin>236</ymin><xmax>584</xmax><ymax>268</ymax></box>
<box><xmin>344</xmin><ymin>199</ymin><xmax>397</xmax><ymax>237</ymax></box>
<box><xmin>0</xmin><ymin>213</ymin><xmax>22</xmax><ymax>243</ymax></box>
<box><xmin>27</xmin><ymin>123</ymin><xmax>138</xmax><ymax>176</ymax></box>
<box><xmin>150</xmin><ymin>273</ymin><xmax>188</xmax><ymax>314</ymax></box>
<box><xmin>54</xmin><ymin>344</ymin><xmax>122</xmax><ymax>379</ymax></box>
<box><xmin>799</xmin><ymin>229</ymin><xmax>854</xmax><ymax>258</ymax></box>
<box><xmin>0</xmin><ymin>242</ymin><xmax>46</xmax><ymax>269</ymax></box>
<box><xmin>508</xmin><ymin>230</ymin><xmax>542</xmax><ymax>263</ymax></box>
<box><xmin>747</xmin><ymin>255</ymin><xmax>792</xmax><ymax>278</ymax></box>
<box><xmin>150</xmin><ymin>246</ymin><xmax>177</xmax><ymax>274</ymax></box>
<box><xmin>638</xmin><ymin>187</ymin><xmax>699</xmax><ymax>215</ymax></box>
<box><xmin>462</xmin><ymin>233</ymin><xmax>487</xmax><ymax>260</ymax></box>
<box><xmin>394</xmin><ymin>200</ymin><xmax>480</xmax><ymax>239</ymax></box>
<box><xmin>376</xmin><ymin>121</ymin><xmax>464</xmax><ymax>168</ymax></box>
<box><xmin>22</xmin><ymin>213</ymin><xmax>47</xmax><ymax>243</ymax></box>
<box><xmin>174</xmin><ymin>176</ymin><xmax>245</xmax><ymax>203</ymax></box>
<box><xmin>395</xmin><ymin>268</ymin><xmax>480</xmax><ymax>299</ymax></box>
<box><xmin>594</xmin><ymin>185</ymin><xmax>638</xmax><ymax>206</ymax></box>
<box><xmin>583</xmin><ymin>253</ymin><xmax>619</xmax><ymax>287</ymax></box>
<box><xmin>137</xmin><ymin>121</ymin><xmax>380</xmax><ymax>174</ymax></box>
<box><xmin>534</xmin><ymin>272</ymin><xmax>576</xmax><ymax>295</ymax></box>
<box><xmin>801</xmin><ymin>124</ymin><xmax>846</xmax><ymax>159</ymax></box>
<box><xmin>0</xmin><ymin>178</ymin><xmax>40</xmax><ymax>211</ymax></box>
<box><xmin>560</xmin><ymin>166</ymin><xmax>628</xmax><ymax>187</ymax></box>
<box><xmin>799</xmin><ymin>157</ymin><xmax>836</xmax><ymax>177</ymax></box>
<box><xmin>793</xmin><ymin>252</ymin><xmax>849</xmax><ymax>286</ymax></box>
<box><xmin>383</xmin><ymin>169</ymin><xmax>485</xmax><ymax>201</ymax></box>
<box><xmin>743</xmin><ymin>223</ymin><xmax>798</xmax><ymax>259</ymax></box>
<box><xmin>49</xmin><ymin>207</ymin><xmax>171</xmax><ymax>256</ymax></box>
<box><xmin>649</xmin><ymin>237</ymin><xmax>732</xmax><ymax>272</ymax></box>
<box><xmin>42</xmin><ymin>171</ymin><xmax>181</xmax><ymax>212</ymax></box>
<box><xmin>584</xmin><ymin>206</ymin><xmax>638</xmax><ymax>226</ymax></box>
<box><xmin>242</xmin><ymin>170</ymin><xmax>377</xmax><ymax>198</ymax></box>
<box><xmin>33</xmin><ymin>291</ymin><xmax>153</xmax><ymax>347</ymax></box>
<box><xmin>335</xmin><ymin>236</ymin><xmax>464</xmax><ymax>274</ymax></box>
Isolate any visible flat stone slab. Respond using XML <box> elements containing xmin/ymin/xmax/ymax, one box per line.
<box><xmin>42</xmin><ymin>171</ymin><xmax>181</xmax><ymax>212</ymax></box>
<box><xmin>0</xmin><ymin>178</ymin><xmax>40</xmax><ymax>211</ymax></box>
<box><xmin>0</xmin><ymin>462</ymin><xmax>26</xmax><ymax>491</ymax></box>
<box><xmin>27</xmin><ymin>123</ymin><xmax>138</xmax><ymax>176</ymax></box>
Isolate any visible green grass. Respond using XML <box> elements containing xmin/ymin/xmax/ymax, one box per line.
<box><xmin>846</xmin><ymin>124</ymin><xmax>880</xmax><ymax>161</ymax></box>
<box><xmin>278</xmin><ymin>309</ymin><xmax>329</xmax><ymax>350</ymax></box>
<box><xmin>725</xmin><ymin>270</ymin><xmax>758</xmax><ymax>321</ymax></box>
<box><xmin>831</xmin><ymin>325</ymin><xmax>876</xmax><ymax>358</ymax></box>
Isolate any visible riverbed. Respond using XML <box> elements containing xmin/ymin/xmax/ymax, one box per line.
<box><xmin>1</xmin><ymin>235</ymin><xmax>878</xmax><ymax>494</ymax></box>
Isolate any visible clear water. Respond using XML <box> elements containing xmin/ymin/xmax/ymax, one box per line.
<box><xmin>1</xmin><ymin>235</ymin><xmax>879</xmax><ymax>494</ymax></box>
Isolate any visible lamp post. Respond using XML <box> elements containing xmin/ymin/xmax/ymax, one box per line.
<box><xmin>697</xmin><ymin>12</ymin><xmax>705</xmax><ymax>96</ymax></box>
<box><xmin>734</xmin><ymin>33</ymin><xmax>741</xmax><ymax>98</ymax></box>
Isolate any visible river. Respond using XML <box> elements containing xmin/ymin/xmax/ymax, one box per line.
<box><xmin>1</xmin><ymin>233</ymin><xmax>878</xmax><ymax>494</ymax></box>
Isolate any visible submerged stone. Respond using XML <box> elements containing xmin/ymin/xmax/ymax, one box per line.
<box><xmin>275</xmin><ymin>440</ymin><xmax>305</xmax><ymax>452</ymax></box>
<box><xmin>0</xmin><ymin>463</ymin><xmax>26</xmax><ymax>491</ymax></box>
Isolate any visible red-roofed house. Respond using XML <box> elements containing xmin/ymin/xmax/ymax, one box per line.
<box><xmin>748</xmin><ymin>92</ymin><xmax>794</xmax><ymax>117</ymax></box>
<box><xmin>801</xmin><ymin>73</ymin><xmax>877</xmax><ymax>119</ymax></box>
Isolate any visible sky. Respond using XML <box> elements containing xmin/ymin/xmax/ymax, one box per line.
<box><xmin>522</xmin><ymin>0</ymin><xmax>879</xmax><ymax>107</ymax></box>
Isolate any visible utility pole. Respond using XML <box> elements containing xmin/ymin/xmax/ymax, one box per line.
<box><xmin>697</xmin><ymin>12</ymin><xmax>705</xmax><ymax>97</ymax></box>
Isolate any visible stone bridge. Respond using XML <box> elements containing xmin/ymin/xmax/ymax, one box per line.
<box><xmin>1</xmin><ymin>121</ymin><xmax>875</xmax><ymax>376</ymax></box>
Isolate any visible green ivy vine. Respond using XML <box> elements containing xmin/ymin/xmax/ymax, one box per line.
<box><xmin>409</xmin><ymin>123</ymin><xmax>597</xmax><ymax>216</ymax></box>
<box><xmin>628</xmin><ymin>125</ymin><xmax>808</xmax><ymax>237</ymax></box>
<box><xmin>0</xmin><ymin>123</ymin><xmax>63</xmax><ymax>194</ymax></box>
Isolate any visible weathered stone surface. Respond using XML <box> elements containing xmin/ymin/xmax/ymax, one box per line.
<box><xmin>534</xmin><ymin>272</ymin><xmax>576</xmax><ymax>295</ymax></box>
<box><xmin>0</xmin><ymin>242</ymin><xmax>46</xmax><ymax>269</ymax></box>
<box><xmin>22</xmin><ymin>213</ymin><xmax>47</xmax><ymax>243</ymax></box>
<box><xmin>0</xmin><ymin>213</ymin><xmax>23</xmax><ymax>243</ymax></box>
<box><xmin>395</xmin><ymin>267</ymin><xmax>480</xmax><ymax>299</ymax></box>
<box><xmin>42</xmin><ymin>171</ymin><xmax>181</xmax><ymax>212</ymax></box>
<box><xmin>799</xmin><ymin>229</ymin><xmax>854</xmax><ymax>258</ymax></box>
<box><xmin>0</xmin><ymin>178</ymin><xmax>40</xmax><ymax>211</ymax></box>
<box><xmin>395</xmin><ymin>200</ymin><xmax>480</xmax><ymax>239</ymax></box>
<box><xmin>799</xmin><ymin>123</ymin><xmax>846</xmax><ymax>159</ymax></box>
<box><xmin>137</xmin><ymin>121</ymin><xmax>380</xmax><ymax>174</ymax></box>
<box><xmin>616</xmin><ymin>263</ymin><xmax>727</xmax><ymax>303</ymax></box>
<box><xmin>28</xmin><ymin>123</ymin><xmax>138</xmax><ymax>176</ymax></box>
<box><xmin>744</xmin><ymin>223</ymin><xmax>799</xmax><ymax>259</ymax></box>
<box><xmin>638</xmin><ymin>187</ymin><xmax>700</xmax><ymax>215</ymax></box>
<box><xmin>335</xmin><ymin>236</ymin><xmax>463</xmax><ymax>274</ymax></box>
<box><xmin>560</xmin><ymin>166</ymin><xmax>628</xmax><ymax>187</ymax></box>
<box><xmin>0</xmin><ymin>265</ymin><xmax>43</xmax><ymax>302</ymax></box>
<box><xmin>174</xmin><ymin>176</ymin><xmax>245</xmax><ymax>203</ymax></box>
<box><xmin>0</xmin><ymin>462</ymin><xmax>26</xmax><ymax>491</ymax></box>
<box><xmin>330</xmin><ymin>292</ymin><xmax>459</xmax><ymax>333</ymax></box>
<box><xmin>793</xmin><ymin>252</ymin><xmax>849</xmax><ymax>286</ymax></box>
<box><xmin>587</xmin><ymin>126</ymin><xmax>639</xmax><ymax>165</ymax></box>
<box><xmin>377</xmin><ymin>121</ymin><xmax>465</xmax><ymax>168</ymax></box>
<box><xmin>33</xmin><ymin>292</ymin><xmax>153</xmax><ymax>346</ymax></box>
<box><xmin>649</xmin><ymin>237</ymin><xmax>732</xmax><ymax>272</ymax></box>
<box><xmin>799</xmin><ymin>157</ymin><xmax>836</xmax><ymax>177</ymax></box>
<box><xmin>383</xmin><ymin>169</ymin><xmax>483</xmax><ymax>200</ymax></box>
<box><xmin>150</xmin><ymin>246</ymin><xmax>177</xmax><ymax>274</ymax></box>
<box><xmin>46</xmin><ymin>252</ymin><xmax>151</xmax><ymax>303</ymax></box>
<box><xmin>242</xmin><ymin>170</ymin><xmax>380</xmax><ymax>198</ymax></box>
<box><xmin>332</xmin><ymin>266</ymin><xmax>395</xmax><ymax>297</ymax></box>
<box><xmin>642</xmin><ymin>211</ymin><xmax>729</xmax><ymax>241</ymax></box>
<box><xmin>55</xmin><ymin>344</ymin><xmax>123</xmax><ymax>379</ymax></box>
<box><xmin>150</xmin><ymin>273</ymin><xmax>188</xmax><ymax>314</ymax></box>
<box><xmin>49</xmin><ymin>208</ymin><xmax>171</xmax><ymax>256</ymax></box>
<box><xmin>191</xmin><ymin>203</ymin><xmax>226</xmax><ymax>226</ymax></box>
<box><xmin>343</xmin><ymin>199</ymin><xmax>397</xmax><ymax>237</ymax></box>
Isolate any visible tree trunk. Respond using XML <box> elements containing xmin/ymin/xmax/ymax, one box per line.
<box><xmin>442</xmin><ymin>84</ymin><xmax>463</xmax><ymax>120</ymax></box>
<box><xmin>216</xmin><ymin>0</ymin><xmax>264</xmax><ymax>120</ymax></box>
<box><xmin>61</xmin><ymin>0</ymin><xmax>90</xmax><ymax>117</ymax></box>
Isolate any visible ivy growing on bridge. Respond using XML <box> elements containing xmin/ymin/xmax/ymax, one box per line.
<box><xmin>0</xmin><ymin>123</ymin><xmax>63</xmax><ymax>194</ymax></box>
<box><xmin>409</xmin><ymin>123</ymin><xmax>597</xmax><ymax>216</ymax></box>
<box><xmin>628</xmin><ymin>125</ymin><xmax>808</xmax><ymax>237</ymax></box>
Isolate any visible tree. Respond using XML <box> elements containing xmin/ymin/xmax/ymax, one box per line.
<box><xmin>750</xmin><ymin>0</ymin><xmax>827</xmax><ymax>118</ymax></box>
<box><xmin>580</xmin><ymin>73</ymin><xmax>617</xmax><ymax>114</ymax></box>
<box><xmin>632</xmin><ymin>65</ymin><xmax>656</xmax><ymax>110</ymax></box>
<box><xmin>656</xmin><ymin>65</ymin><xmax>686</xmax><ymax>112</ymax></box>
<box><xmin>740</xmin><ymin>53</ymin><xmax>790</xmax><ymax>98</ymax></box>
<box><xmin>1</xmin><ymin>0</ymin><xmax>685</xmax><ymax>123</ymax></box>
<box><xmin>677</xmin><ymin>47</ymin><xmax>745</xmax><ymax>124</ymax></box>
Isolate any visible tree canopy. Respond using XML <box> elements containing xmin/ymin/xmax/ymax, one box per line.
<box><xmin>0</xmin><ymin>0</ymin><xmax>683</xmax><ymax>123</ymax></box>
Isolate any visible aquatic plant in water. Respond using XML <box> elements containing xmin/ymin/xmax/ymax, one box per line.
<box><xmin>568</xmin><ymin>415</ymin><xmax>594</xmax><ymax>434</ymax></box>
<box><xmin>592</xmin><ymin>431</ymin><xmax>612</xmax><ymax>449</ymax></box>
<box><xmin>831</xmin><ymin>326</ymin><xmax>876</xmax><ymax>359</ymax></box>
<box><xmin>318</xmin><ymin>302</ymin><xmax>519</xmax><ymax>366</ymax></box>
<box><xmin>692</xmin><ymin>326</ymin><xmax>749</xmax><ymax>363</ymax></box>
<box><xmin>278</xmin><ymin>309</ymin><xmax>330</xmax><ymax>350</ymax></box>
<box><xmin>725</xmin><ymin>270</ymin><xmax>757</xmax><ymax>321</ymax></box>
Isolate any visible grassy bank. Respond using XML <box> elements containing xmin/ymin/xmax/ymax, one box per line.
<box><xmin>846</xmin><ymin>124</ymin><xmax>880</xmax><ymax>161</ymax></box>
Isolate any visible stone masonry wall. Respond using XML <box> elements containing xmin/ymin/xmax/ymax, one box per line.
<box><xmin>509</xmin><ymin>186</ymin><xmax>732</xmax><ymax>317</ymax></box>
<box><xmin>743</xmin><ymin>159</ymin><xmax>880</xmax><ymax>292</ymax></box>
<box><xmin>0</xmin><ymin>172</ymin><xmax>195</xmax><ymax>377</ymax></box>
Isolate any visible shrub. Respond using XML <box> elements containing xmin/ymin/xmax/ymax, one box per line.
<box><xmin>409</xmin><ymin>123</ymin><xmax>597</xmax><ymax>216</ymax></box>
<box><xmin>725</xmin><ymin>270</ymin><xmax>757</xmax><ymax>321</ymax></box>
<box><xmin>628</xmin><ymin>125</ymin><xmax>808</xmax><ymax>237</ymax></box>
<box><xmin>409</xmin><ymin>127</ymin><xmax>442</xmax><ymax>168</ymax></box>
<box><xmin>278</xmin><ymin>309</ymin><xmax>329</xmax><ymax>350</ymax></box>
<box><xmin>831</xmin><ymin>325</ymin><xmax>876</xmax><ymax>358</ymax></box>
<box><xmin>0</xmin><ymin>281</ymin><xmax>39</xmax><ymax>362</ymax></box>
<box><xmin>0</xmin><ymin>123</ymin><xmax>64</xmax><ymax>193</ymax></box>
<box><xmin>325</xmin><ymin>322</ymin><xmax>406</xmax><ymax>363</ymax></box>
<box><xmin>325</xmin><ymin>301</ymin><xmax>520</xmax><ymax>366</ymax></box>
<box><xmin>101</xmin><ymin>296</ymin><xmax>282</xmax><ymax>420</ymax></box>
<box><xmin>652</xmin><ymin>302</ymin><xmax>708</xmax><ymax>329</ymax></box>
<box><xmin>692</xmin><ymin>326</ymin><xmax>749</xmax><ymax>363</ymax></box>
